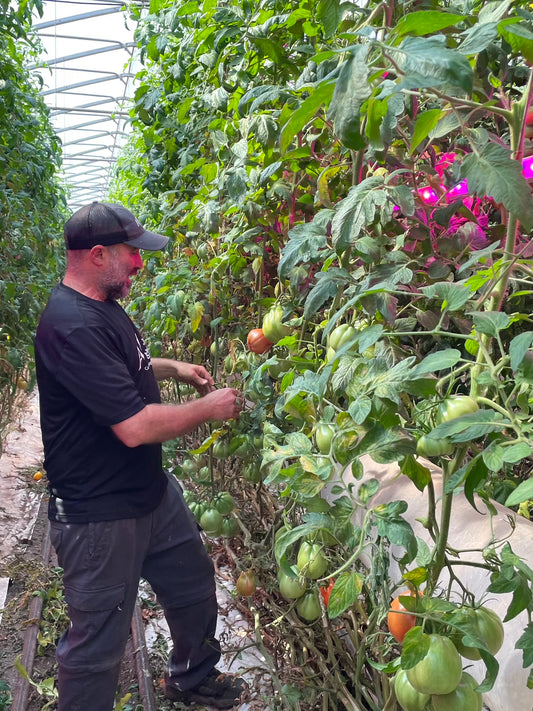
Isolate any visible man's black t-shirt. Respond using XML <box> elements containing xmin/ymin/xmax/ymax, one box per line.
<box><xmin>35</xmin><ymin>282</ymin><xmax>167</xmax><ymax>523</ymax></box>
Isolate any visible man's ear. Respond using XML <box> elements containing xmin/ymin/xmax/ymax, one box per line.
<box><xmin>89</xmin><ymin>245</ymin><xmax>106</xmax><ymax>265</ymax></box>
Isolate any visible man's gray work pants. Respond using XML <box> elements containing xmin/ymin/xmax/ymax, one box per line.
<box><xmin>49</xmin><ymin>477</ymin><xmax>220</xmax><ymax>711</ymax></box>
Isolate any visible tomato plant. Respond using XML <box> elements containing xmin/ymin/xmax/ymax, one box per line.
<box><xmin>278</xmin><ymin>569</ymin><xmax>306</xmax><ymax>600</ymax></box>
<box><xmin>388</xmin><ymin>592</ymin><xmax>420</xmax><ymax>644</ymax></box>
<box><xmin>431</xmin><ymin>672</ymin><xmax>482</xmax><ymax>711</ymax></box>
<box><xmin>296</xmin><ymin>542</ymin><xmax>328</xmax><ymax>580</ymax></box>
<box><xmin>406</xmin><ymin>634</ymin><xmax>463</xmax><ymax>696</ymax></box>
<box><xmin>247</xmin><ymin>328</ymin><xmax>272</xmax><ymax>354</ymax></box>
<box><xmin>394</xmin><ymin>669</ymin><xmax>430</xmax><ymax>711</ymax></box>
<box><xmin>436</xmin><ymin>396</ymin><xmax>479</xmax><ymax>424</ymax></box>
<box><xmin>236</xmin><ymin>570</ymin><xmax>256</xmax><ymax>597</ymax></box>
<box><xmin>296</xmin><ymin>591</ymin><xmax>321</xmax><ymax>622</ymax></box>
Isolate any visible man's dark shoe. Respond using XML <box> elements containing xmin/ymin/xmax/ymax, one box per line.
<box><xmin>164</xmin><ymin>668</ymin><xmax>248</xmax><ymax>709</ymax></box>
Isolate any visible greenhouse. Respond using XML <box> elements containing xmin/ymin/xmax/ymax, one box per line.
<box><xmin>0</xmin><ymin>1</ymin><xmax>533</xmax><ymax>710</ymax></box>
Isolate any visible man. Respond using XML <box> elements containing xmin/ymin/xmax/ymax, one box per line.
<box><xmin>35</xmin><ymin>201</ymin><xmax>247</xmax><ymax>710</ymax></box>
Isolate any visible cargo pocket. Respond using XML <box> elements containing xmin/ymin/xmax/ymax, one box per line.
<box><xmin>65</xmin><ymin>583</ymin><xmax>125</xmax><ymax>612</ymax></box>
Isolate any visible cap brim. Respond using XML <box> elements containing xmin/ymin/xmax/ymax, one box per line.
<box><xmin>125</xmin><ymin>229</ymin><xmax>169</xmax><ymax>251</ymax></box>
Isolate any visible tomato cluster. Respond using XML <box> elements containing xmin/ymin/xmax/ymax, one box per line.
<box><xmin>388</xmin><ymin>598</ymin><xmax>502</xmax><ymax>711</ymax></box>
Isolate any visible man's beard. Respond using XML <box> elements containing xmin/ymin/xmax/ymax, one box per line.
<box><xmin>104</xmin><ymin>281</ymin><xmax>129</xmax><ymax>301</ymax></box>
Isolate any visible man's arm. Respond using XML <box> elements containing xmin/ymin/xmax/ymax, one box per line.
<box><xmin>111</xmin><ymin>386</ymin><xmax>241</xmax><ymax>447</ymax></box>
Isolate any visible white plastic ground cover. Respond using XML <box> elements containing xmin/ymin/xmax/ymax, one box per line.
<box><xmin>140</xmin><ymin>574</ymin><xmax>275</xmax><ymax>710</ymax></box>
<box><xmin>0</xmin><ymin>392</ymin><xmax>44</xmax><ymax>623</ymax></box>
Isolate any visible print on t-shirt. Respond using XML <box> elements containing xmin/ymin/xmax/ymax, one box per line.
<box><xmin>135</xmin><ymin>332</ymin><xmax>152</xmax><ymax>372</ymax></box>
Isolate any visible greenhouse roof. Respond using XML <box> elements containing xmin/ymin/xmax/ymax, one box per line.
<box><xmin>32</xmin><ymin>0</ymin><xmax>142</xmax><ymax>211</ymax></box>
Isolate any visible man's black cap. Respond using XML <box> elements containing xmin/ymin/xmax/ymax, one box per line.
<box><xmin>64</xmin><ymin>202</ymin><xmax>169</xmax><ymax>251</ymax></box>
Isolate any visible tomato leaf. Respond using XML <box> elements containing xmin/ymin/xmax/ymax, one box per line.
<box><xmin>509</xmin><ymin>331</ymin><xmax>533</xmax><ymax>371</ymax></box>
<box><xmin>393</xmin><ymin>11</ymin><xmax>466</xmax><ymax>39</ymax></box>
<box><xmin>505</xmin><ymin>477</ymin><xmax>533</xmax><ymax>508</ymax></box>
<box><xmin>401</xmin><ymin>627</ymin><xmax>429</xmax><ymax>669</ymax></box>
<box><xmin>400</xmin><ymin>455</ymin><xmax>431</xmax><ymax>492</ymax></box>
<box><xmin>327</xmin><ymin>46</ymin><xmax>371</xmax><ymax>150</ymax></box>
<box><xmin>327</xmin><ymin>571</ymin><xmax>364</xmax><ymax>619</ymax></box>
<box><xmin>430</xmin><ymin>410</ymin><xmax>510</xmax><ymax>442</ymax></box>
<box><xmin>516</xmin><ymin>622</ymin><xmax>533</xmax><ymax>669</ymax></box>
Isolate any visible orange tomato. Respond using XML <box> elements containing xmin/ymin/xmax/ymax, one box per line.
<box><xmin>387</xmin><ymin>591</ymin><xmax>422</xmax><ymax>643</ymax></box>
<box><xmin>247</xmin><ymin>328</ymin><xmax>272</xmax><ymax>354</ymax></box>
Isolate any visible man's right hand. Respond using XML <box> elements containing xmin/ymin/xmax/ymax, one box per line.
<box><xmin>204</xmin><ymin>387</ymin><xmax>243</xmax><ymax>421</ymax></box>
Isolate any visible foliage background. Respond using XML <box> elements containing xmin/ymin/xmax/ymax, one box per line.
<box><xmin>0</xmin><ymin>0</ymin><xmax>67</xmax><ymax>438</ymax></box>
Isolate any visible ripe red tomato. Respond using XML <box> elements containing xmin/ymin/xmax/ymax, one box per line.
<box><xmin>236</xmin><ymin>570</ymin><xmax>256</xmax><ymax>596</ymax></box>
<box><xmin>319</xmin><ymin>578</ymin><xmax>335</xmax><ymax>607</ymax></box>
<box><xmin>388</xmin><ymin>592</ymin><xmax>420</xmax><ymax>643</ymax></box>
<box><xmin>247</xmin><ymin>328</ymin><xmax>272</xmax><ymax>354</ymax></box>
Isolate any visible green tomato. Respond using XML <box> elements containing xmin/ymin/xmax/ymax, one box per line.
<box><xmin>262</xmin><ymin>304</ymin><xmax>291</xmax><ymax>344</ymax></box>
<box><xmin>416</xmin><ymin>434</ymin><xmax>454</xmax><ymax>457</ymax></box>
<box><xmin>181</xmin><ymin>458</ymin><xmax>198</xmax><ymax>476</ymax></box>
<box><xmin>431</xmin><ymin>672</ymin><xmax>482</xmax><ymax>711</ymax></box>
<box><xmin>242</xmin><ymin>461</ymin><xmax>262</xmax><ymax>483</ymax></box>
<box><xmin>197</xmin><ymin>465</ymin><xmax>210</xmax><ymax>480</ymax></box>
<box><xmin>181</xmin><ymin>489</ymin><xmax>194</xmax><ymax>504</ymax></box>
<box><xmin>296</xmin><ymin>591</ymin><xmax>321</xmax><ymax>621</ymax></box>
<box><xmin>328</xmin><ymin>323</ymin><xmax>356</xmax><ymax>351</ymax></box>
<box><xmin>212</xmin><ymin>439</ymin><xmax>231</xmax><ymax>459</ymax></box>
<box><xmin>236</xmin><ymin>570</ymin><xmax>256</xmax><ymax>596</ymax></box>
<box><xmin>454</xmin><ymin>606</ymin><xmax>504</xmax><ymax>660</ymax></box>
<box><xmin>200</xmin><ymin>507</ymin><xmax>223</xmax><ymax>537</ymax></box>
<box><xmin>221</xmin><ymin>516</ymin><xmax>240</xmax><ymax>538</ymax></box>
<box><xmin>213</xmin><ymin>491</ymin><xmax>235</xmax><ymax>515</ymax></box>
<box><xmin>394</xmin><ymin>669</ymin><xmax>430</xmax><ymax>711</ymax></box>
<box><xmin>223</xmin><ymin>354</ymin><xmax>234</xmax><ymax>374</ymax></box>
<box><xmin>406</xmin><ymin>634</ymin><xmax>463</xmax><ymax>696</ymax></box>
<box><xmin>437</xmin><ymin>395</ymin><xmax>479</xmax><ymax>424</ymax></box>
<box><xmin>315</xmin><ymin>423</ymin><xmax>335</xmax><ymax>454</ymax></box>
<box><xmin>296</xmin><ymin>542</ymin><xmax>328</xmax><ymax>580</ymax></box>
<box><xmin>189</xmin><ymin>501</ymin><xmax>207</xmax><ymax>521</ymax></box>
<box><xmin>267</xmin><ymin>358</ymin><xmax>291</xmax><ymax>379</ymax></box>
<box><xmin>278</xmin><ymin>569</ymin><xmax>306</xmax><ymax>600</ymax></box>
<box><xmin>230</xmin><ymin>434</ymin><xmax>253</xmax><ymax>458</ymax></box>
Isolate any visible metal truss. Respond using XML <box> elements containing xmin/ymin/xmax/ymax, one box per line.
<box><xmin>32</xmin><ymin>1</ymin><xmax>143</xmax><ymax>211</ymax></box>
